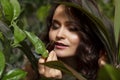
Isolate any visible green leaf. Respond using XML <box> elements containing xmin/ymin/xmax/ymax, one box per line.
<box><xmin>43</xmin><ymin>61</ymin><xmax>72</xmax><ymax>75</ymax></box>
<box><xmin>0</xmin><ymin>32</ymin><xmax>4</xmax><ymax>41</ymax></box>
<box><xmin>37</xmin><ymin>5</ymin><xmax>50</xmax><ymax>22</ymax></box>
<box><xmin>97</xmin><ymin>64</ymin><xmax>120</xmax><ymax>80</ymax></box>
<box><xmin>0</xmin><ymin>0</ymin><xmax>13</xmax><ymax>21</ymax></box>
<box><xmin>114</xmin><ymin>0</ymin><xmax>120</xmax><ymax>65</ymax></box>
<box><xmin>114</xmin><ymin>0</ymin><xmax>120</xmax><ymax>45</ymax></box>
<box><xmin>10</xmin><ymin>0</ymin><xmax>21</xmax><ymax>21</ymax></box>
<box><xmin>12</xmin><ymin>22</ymin><xmax>26</xmax><ymax>47</ymax></box>
<box><xmin>0</xmin><ymin>21</ymin><xmax>13</xmax><ymax>40</ymax></box>
<box><xmin>2</xmin><ymin>69</ymin><xmax>27</xmax><ymax>80</ymax></box>
<box><xmin>43</xmin><ymin>61</ymin><xmax>87</xmax><ymax>80</ymax></box>
<box><xmin>24</xmin><ymin>31</ymin><xmax>48</xmax><ymax>58</ymax></box>
<box><xmin>19</xmin><ymin>41</ymin><xmax>39</xmax><ymax>73</ymax></box>
<box><xmin>0</xmin><ymin>51</ymin><xmax>5</xmax><ymax>78</ymax></box>
<box><xmin>118</xmin><ymin>38</ymin><xmax>120</xmax><ymax>63</ymax></box>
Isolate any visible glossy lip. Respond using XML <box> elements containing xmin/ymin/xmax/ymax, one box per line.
<box><xmin>55</xmin><ymin>41</ymin><xmax>69</xmax><ymax>49</ymax></box>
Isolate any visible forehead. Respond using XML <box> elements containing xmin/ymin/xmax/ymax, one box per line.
<box><xmin>55</xmin><ymin>5</ymin><xmax>66</xmax><ymax>13</ymax></box>
<box><xmin>53</xmin><ymin>5</ymin><xmax>68</xmax><ymax>18</ymax></box>
<box><xmin>53</xmin><ymin>4</ymin><xmax>73</xmax><ymax>22</ymax></box>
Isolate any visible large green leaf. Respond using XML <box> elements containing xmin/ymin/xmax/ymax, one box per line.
<box><xmin>43</xmin><ymin>61</ymin><xmax>87</xmax><ymax>80</ymax></box>
<box><xmin>10</xmin><ymin>0</ymin><xmax>21</xmax><ymax>21</ymax></box>
<box><xmin>97</xmin><ymin>64</ymin><xmax>120</xmax><ymax>80</ymax></box>
<box><xmin>0</xmin><ymin>51</ymin><xmax>5</xmax><ymax>78</ymax></box>
<box><xmin>2</xmin><ymin>69</ymin><xmax>27</xmax><ymax>80</ymax></box>
<box><xmin>37</xmin><ymin>5</ymin><xmax>50</xmax><ymax>22</ymax></box>
<box><xmin>25</xmin><ymin>31</ymin><xmax>48</xmax><ymax>58</ymax></box>
<box><xmin>12</xmin><ymin>22</ymin><xmax>26</xmax><ymax>47</ymax></box>
<box><xmin>114</xmin><ymin>0</ymin><xmax>120</xmax><ymax>65</ymax></box>
<box><xmin>118</xmin><ymin>38</ymin><xmax>120</xmax><ymax>64</ymax></box>
<box><xmin>114</xmin><ymin>0</ymin><xmax>120</xmax><ymax>45</ymax></box>
<box><xmin>0</xmin><ymin>0</ymin><xmax>13</xmax><ymax>21</ymax></box>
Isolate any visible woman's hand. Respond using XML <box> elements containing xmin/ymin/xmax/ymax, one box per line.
<box><xmin>38</xmin><ymin>50</ymin><xmax>62</xmax><ymax>79</ymax></box>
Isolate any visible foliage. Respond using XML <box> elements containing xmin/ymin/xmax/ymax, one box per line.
<box><xmin>114</xmin><ymin>0</ymin><xmax>120</xmax><ymax>46</ymax></box>
<box><xmin>0</xmin><ymin>0</ymin><xmax>49</xmax><ymax>79</ymax></box>
<box><xmin>24</xmin><ymin>31</ymin><xmax>48</xmax><ymax>58</ymax></box>
<box><xmin>0</xmin><ymin>51</ymin><xmax>5</xmax><ymax>78</ymax></box>
<box><xmin>0</xmin><ymin>0</ymin><xmax>120</xmax><ymax>80</ymax></box>
<box><xmin>97</xmin><ymin>64</ymin><xmax>120</xmax><ymax>80</ymax></box>
<box><xmin>96</xmin><ymin>0</ymin><xmax>114</xmax><ymax>20</ymax></box>
<box><xmin>0</xmin><ymin>51</ymin><xmax>26</xmax><ymax>80</ymax></box>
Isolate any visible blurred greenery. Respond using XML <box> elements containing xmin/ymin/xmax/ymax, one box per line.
<box><xmin>0</xmin><ymin>0</ymin><xmax>119</xmax><ymax>80</ymax></box>
<box><xmin>96</xmin><ymin>0</ymin><xmax>114</xmax><ymax>20</ymax></box>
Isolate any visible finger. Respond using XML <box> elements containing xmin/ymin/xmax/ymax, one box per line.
<box><xmin>46</xmin><ymin>50</ymin><xmax>55</xmax><ymax>62</ymax></box>
<box><xmin>39</xmin><ymin>57</ymin><xmax>46</xmax><ymax>63</ymax></box>
<box><xmin>42</xmin><ymin>51</ymin><xmax>54</xmax><ymax>76</ymax></box>
<box><xmin>45</xmin><ymin>51</ymin><xmax>56</xmax><ymax>73</ymax></box>
<box><xmin>54</xmin><ymin>69</ymin><xmax>62</xmax><ymax>79</ymax></box>
<box><xmin>44</xmin><ymin>67</ymin><xmax>62</xmax><ymax>79</ymax></box>
<box><xmin>48</xmin><ymin>68</ymin><xmax>62</xmax><ymax>79</ymax></box>
<box><xmin>45</xmin><ymin>51</ymin><xmax>62</xmax><ymax>78</ymax></box>
<box><xmin>44</xmin><ymin>51</ymin><xmax>57</xmax><ymax>77</ymax></box>
<box><xmin>38</xmin><ymin>57</ymin><xmax>45</xmax><ymax>74</ymax></box>
<box><xmin>52</xmin><ymin>51</ymin><xmax>58</xmax><ymax>60</ymax></box>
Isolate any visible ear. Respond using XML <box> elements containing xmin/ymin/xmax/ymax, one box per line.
<box><xmin>98</xmin><ymin>50</ymin><xmax>107</xmax><ymax>67</ymax></box>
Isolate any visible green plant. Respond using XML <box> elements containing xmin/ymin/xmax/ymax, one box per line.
<box><xmin>0</xmin><ymin>0</ymin><xmax>49</xmax><ymax>79</ymax></box>
<box><xmin>0</xmin><ymin>0</ymin><xmax>120</xmax><ymax>80</ymax></box>
<box><xmin>0</xmin><ymin>51</ymin><xmax>26</xmax><ymax>80</ymax></box>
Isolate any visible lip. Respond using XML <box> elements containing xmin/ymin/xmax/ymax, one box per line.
<box><xmin>55</xmin><ymin>42</ymin><xmax>69</xmax><ymax>49</ymax></box>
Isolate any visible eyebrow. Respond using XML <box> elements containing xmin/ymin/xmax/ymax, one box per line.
<box><xmin>52</xmin><ymin>19</ymin><xmax>61</xmax><ymax>25</ymax></box>
<box><xmin>52</xmin><ymin>19</ymin><xmax>81</xmax><ymax>30</ymax></box>
<box><xmin>52</xmin><ymin>19</ymin><xmax>76</xmax><ymax>25</ymax></box>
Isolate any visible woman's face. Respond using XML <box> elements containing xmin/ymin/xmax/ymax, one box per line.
<box><xmin>49</xmin><ymin>5</ymin><xmax>80</xmax><ymax>57</ymax></box>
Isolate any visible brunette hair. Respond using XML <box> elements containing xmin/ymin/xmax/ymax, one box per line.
<box><xmin>42</xmin><ymin>0</ymin><xmax>106</xmax><ymax>80</ymax></box>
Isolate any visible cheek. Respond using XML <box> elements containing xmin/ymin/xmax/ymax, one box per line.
<box><xmin>49</xmin><ymin>30</ymin><xmax>55</xmax><ymax>41</ymax></box>
<box><xmin>71</xmin><ymin>35</ymin><xmax>80</xmax><ymax>55</ymax></box>
<box><xmin>70</xmin><ymin>34</ymin><xmax>80</xmax><ymax>45</ymax></box>
<box><xmin>70</xmin><ymin>34</ymin><xmax>80</xmax><ymax>54</ymax></box>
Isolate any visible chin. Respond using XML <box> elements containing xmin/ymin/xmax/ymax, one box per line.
<box><xmin>54</xmin><ymin>50</ymin><xmax>75</xmax><ymax>57</ymax></box>
<box><xmin>56</xmin><ymin>53</ymin><xmax>66</xmax><ymax>57</ymax></box>
<box><xmin>55</xmin><ymin>52</ymin><xmax>68</xmax><ymax>58</ymax></box>
<box><xmin>56</xmin><ymin>53</ymin><xmax>74</xmax><ymax>58</ymax></box>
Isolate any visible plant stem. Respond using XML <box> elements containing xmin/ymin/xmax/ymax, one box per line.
<box><xmin>19</xmin><ymin>41</ymin><xmax>40</xmax><ymax>78</ymax></box>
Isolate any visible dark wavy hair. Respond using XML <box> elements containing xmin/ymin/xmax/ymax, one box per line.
<box><xmin>42</xmin><ymin>0</ymin><xmax>105</xmax><ymax>80</ymax></box>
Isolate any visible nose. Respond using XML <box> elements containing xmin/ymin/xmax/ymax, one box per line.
<box><xmin>56</xmin><ymin>27</ymin><xmax>65</xmax><ymax>40</ymax></box>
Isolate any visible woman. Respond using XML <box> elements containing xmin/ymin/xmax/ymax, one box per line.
<box><xmin>38</xmin><ymin>0</ymin><xmax>107</xmax><ymax>80</ymax></box>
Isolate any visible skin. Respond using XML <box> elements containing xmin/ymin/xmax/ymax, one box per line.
<box><xmin>49</xmin><ymin>5</ymin><xmax>80</xmax><ymax>57</ymax></box>
<box><xmin>38</xmin><ymin>5</ymin><xmax>80</xmax><ymax>79</ymax></box>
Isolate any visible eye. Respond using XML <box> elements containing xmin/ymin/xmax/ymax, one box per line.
<box><xmin>51</xmin><ymin>20</ymin><xmax>60</xmax><ymax>30</ymax></box>
<box><xmin>51</xmin><ymin>23</ymin><xmax>60</xmax><ymax>30</ymax></box>
<box><xmin>68</xmin><ymin>25</ymin><xmax>79</xmax><ymax>32</ymax></box>
<box><xmin>66</xmin><ymin>22</ymin><xmax>79</xmax><ymax>32</ymax></box>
